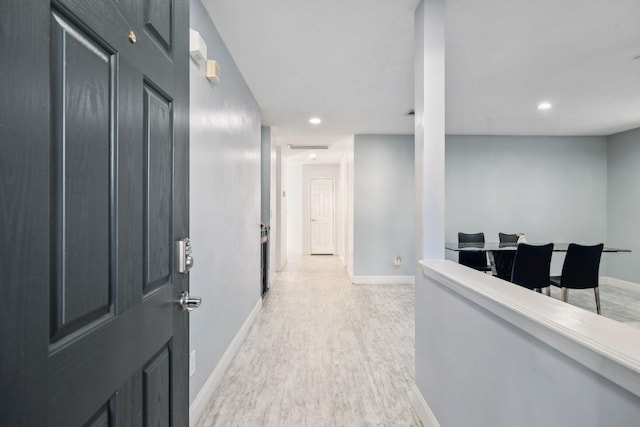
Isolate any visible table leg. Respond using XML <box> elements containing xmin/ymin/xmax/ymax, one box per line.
<box><xmin>487</xmin><ymin>251</ymin><xmax>498</xmax><ymax>276</ymax></box>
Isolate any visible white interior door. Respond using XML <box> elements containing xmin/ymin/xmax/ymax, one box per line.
<box><xmin>310</xmin><ymin>177</ymin><xmax>335</xmax><ymax>254</ymax></box>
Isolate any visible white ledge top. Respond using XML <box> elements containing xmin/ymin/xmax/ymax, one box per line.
<box><xmin>419</xmin><ymin>259</ymin><xmax>640</xmax><ymax>397</ymax></box>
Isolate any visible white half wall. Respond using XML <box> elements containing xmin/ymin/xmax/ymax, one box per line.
<box><xmin>415</xmin><ymin>260</ymin><xmax>640</xmax><ymax>427</ymax></box>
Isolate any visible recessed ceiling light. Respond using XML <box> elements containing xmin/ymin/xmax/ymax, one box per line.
<box><xmin>309</xmin><ymin>117</ymin><xmax>322</xmax><ymax>125</ymax></box>
<box><xmin>309</xmin><ymin>153</ymin><xmax>317</xmax><ymax>160</ymax></box>
<box><xmin>537</xmin><ymin>102</ymin><xmax>552</xmax><ymax>110</ymax></box>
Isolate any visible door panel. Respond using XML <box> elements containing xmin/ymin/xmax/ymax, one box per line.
<box><xmin>112</xmin><ymin>371</ymin><xmax>143</xmax><ymax>426</ymax></box>
<box><xmin>50</xmin><ymin>10</ymin><xmax>114</xmax><ymax>341</ymax></box>
<box><xmin>116</xmin><ymin>57</ymin><xmax>145</xmax><ymax>314</ymax></box>
<box><xmin>145</xmin><ymin>0</ymin><xmax>173</xmax><ymax>52</ymax></box>
<box><xmin>310</xmin><ymin>178</ymin><xmax>335</xmax><ymax>255</ymax></box>
<box><xmin>48</xmin><ymin>287</ymin><xmax>174</xmax><ymax>426</ymax></box>
<box><xmin>144</xmin><ymin>346</ymin><xmax>172</xmax><ymax>427</ymax></box>
<box><xmin>83</xmin><ymin>404</ymin><xmax>111</xmax><ymax>427</ymax></box>
<box><xmin>144</xmin><ymin>83</ymin><xmax>173</xmax><ymax>293</ymax></box>
<box><xmin>0</xmin><ymin>0</ymin><xmax>190</xmax><ymax>424</ymax></box>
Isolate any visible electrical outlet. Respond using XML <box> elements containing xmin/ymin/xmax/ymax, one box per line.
<box><xmin>189</xmin><ymin>350</ymin><xmax>196</xmax><ymax>377</ymax></box>
<box><xmin>394</xmin><ymin>256</ymin><xmax>402</xmax><ymax>267</ymax></box>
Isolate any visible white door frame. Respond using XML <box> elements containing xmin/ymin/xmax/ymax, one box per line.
<box><xmin>309</xmin><ymin>176</ymin><xmax>335</xmax><ymax>255</ymax></box>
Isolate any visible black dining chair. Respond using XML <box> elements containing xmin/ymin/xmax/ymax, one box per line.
<box><xmin>550</xmin><ymin>243</ymin><xmax>604</xmax><ymax>315</ymax></box>
<box><xmin>494</xmin><ymin>233</ymin><xmax>519</xmax><ymax>280</ymax></box>
<box><xmin>510</xmin><ymin>243</ymin><xmax>554</xmax><ymax>293</ymax></box>
<box><xmin>499</xmin><ymin>233</ymin><xmax>519</xmax><ymax>244</ymax></box>
<box><xmin>458</xmin><ymin>232</ymin><xmax>492</xmax><ymax>273</ymax></box>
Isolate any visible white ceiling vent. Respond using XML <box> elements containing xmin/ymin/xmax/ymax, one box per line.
<box><xmin>287</xmin><ymin>144</ymin><xmax>330</xmax><ymax>150</ymax></box>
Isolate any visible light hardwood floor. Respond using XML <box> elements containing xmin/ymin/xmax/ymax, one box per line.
<box><xmin>196</xmin><ymin>255</ymin><xmax>422</xmax><ymax>426</ymax></box>
<box><xmin>548</xmin><ymin>280</ymin><xmax>640</xmax><ymax>328</ymax></box>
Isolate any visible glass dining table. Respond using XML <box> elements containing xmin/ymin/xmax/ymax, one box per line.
<box><xmin>445</xmin><ymin>242</ymin><xmax>631</xmax><ymax>276</ymax></box>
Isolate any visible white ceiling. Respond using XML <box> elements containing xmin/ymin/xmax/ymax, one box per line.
<box><xmin>201</xmin><ymin>0</ymin><xmax>640</xmax><ymax>152</ymax></box>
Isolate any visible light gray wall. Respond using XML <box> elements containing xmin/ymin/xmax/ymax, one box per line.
<box><xmin>261</xmin><ymin>127</ymin><xmax>271</xmax><ymax>225</ymax></box>
<box><xmin>354</xmin><ymin>134</ymin><xmax>415</xmax><ymax>276</ymax></box>
<box><xmin>415</xmin><ymin>265</ymin><xmax>640</xmax><ymax>427</ymax></box>
<box><xmin>445</xmin><ymin>135</ymin><xmax>608</xmax><ymax>275</ymax></box>
<box><xmin>189</xmin><ymin>0</ymin><xmax>261</xmax><ymax>404</ymax></box>
<box><xmin>607</xmin><ymin>127</ymin><xmax>640</xmax><ymax>282</ymax></box>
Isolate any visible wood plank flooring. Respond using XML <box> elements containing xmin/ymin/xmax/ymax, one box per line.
<box><xmin>548</xmin><ymin>281</ymin><xmax>640</xmax><ymax>328</ymax></box>
<box><xmin>195</xmin><ymin>256</ymin><xmax>640</xmax><ymax>426</ymax></box>
<box><xmin>196</xmin><ymin>255</ymin><xmax>421</xmax><ymax>426</ymax></box>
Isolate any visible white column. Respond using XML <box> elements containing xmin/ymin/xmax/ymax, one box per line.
<box><xmin>415</xmin><ymin>0</ymin><xmax>446</xmax><ymax>261</ymax></box>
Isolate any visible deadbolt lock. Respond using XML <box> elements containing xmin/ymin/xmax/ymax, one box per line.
<box><xmin>177</xmin><ymin>238</ymin><xmax>194</xmax><ymax>273</ymax></box>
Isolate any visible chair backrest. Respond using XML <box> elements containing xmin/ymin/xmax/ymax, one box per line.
<box><xmin>458</xmin><ymin>232</ymin><xmax>486</xmax><ymax>268</ymax></box>
<box><xmin>499</xmin><ymin>233</ymin><xmax>519</xmax><ymax>244</ymax></box>
<box><xmin>494</xmin><ymin>233</ymin><xmax>518</xmax><ymax>279</ymax></box>
<box><xmin>511</xmin><ymin>243</ymin><xmax>554</xmax><ymax>290</ymax></box>
<box><xmin>458</xmin><ymin>232</ymin><xmax>485</xmax><ymax>244</ymax></box>
<box><xmin>560</xmin><ymin>243</ymin><xmax>604</xmax><ymax>289</ymax></box>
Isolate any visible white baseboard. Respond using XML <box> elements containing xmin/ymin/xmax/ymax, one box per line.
<box><xmin>410</xmin><ymin>384</ymin><xmax>440</xmax><ymax>427</ymax></box>
<box><xmin>600</xmin><ymin>276</ymin><xmax>640</xmax><ymax>293</ymax></box>
<box><xmin>351</xmin><ymin>275</ymin><xmax>415</xmax><ymax>285</ymax></box>
<box><xmin>189</xmin><ymin>298</ymin><xmax>262</xmax><ymax>427</ymax></box>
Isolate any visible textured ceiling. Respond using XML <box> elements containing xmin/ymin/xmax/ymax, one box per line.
<box><xmin>201</xmin><ymin>0</ymin><xmax>640</xmax><ymax>150</ymax></box>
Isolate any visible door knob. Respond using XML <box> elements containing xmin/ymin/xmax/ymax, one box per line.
<box><xmin>179</xmin><ymin>291</ymin><xmax>202</xmax><ymax>311</ymax></box>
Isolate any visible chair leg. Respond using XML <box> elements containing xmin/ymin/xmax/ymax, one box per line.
<box><xmin>594</xmin><ymin>287</ymin><xmax>601</xmax><ymax>315</ymax></box>
<box><xmin>561</xmin><ymin>287</ymin><xmax>568</xmax><ymax>303</ymax></box>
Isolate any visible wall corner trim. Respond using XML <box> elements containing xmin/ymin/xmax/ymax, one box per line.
<box><xmin>189</xmin><ymin>297</ymin><xmax>262</xmax><ymax>427</ymax></box>
<box><xmin>351</xmin><ymin>275</ymin><xmax>415</xmax><ymax>285</ymax></box>
<box><xmin>410</xmin><ymin>383</ymin><xmax>440</xmax><ymax>427</ymax></box>
<box><xmin>339</xmin><ymin>253</ymin><xmax>346</xmax><ymax>266</ymax></box>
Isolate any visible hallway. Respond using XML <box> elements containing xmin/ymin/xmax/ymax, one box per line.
<box><xmin>197</xmin><ymin>256</ymin><xmax>421</xmax><ymax>426</ymax></box>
